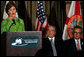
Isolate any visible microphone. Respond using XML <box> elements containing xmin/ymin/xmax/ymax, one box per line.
<box><xmin>8</xmin><ymin>18</ymin><xmax>16</xmax><ymax>31</ymax></box>
<box><xmin>12</xmin><ymin>18</ymin><xmax>16</xmax><ymax>25</ymax></box>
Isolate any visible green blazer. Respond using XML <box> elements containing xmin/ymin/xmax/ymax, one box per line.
<box><xmin>1</xmin><ymin>17</ymin><xmax>25</xmax><ymax>34</ymax></box>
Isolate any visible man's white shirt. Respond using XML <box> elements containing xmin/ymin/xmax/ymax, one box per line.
<box><xmin>48</xmin><ymin>37</ymin><xmax>57</xmax><ymax>56</ymax></box>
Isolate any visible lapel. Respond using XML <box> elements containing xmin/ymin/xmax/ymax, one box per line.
<box><xmin>80</xmin><ymin>39</ymin><xmax>83</xmax><ymax>50</ymax></box>
<box><xmin>43</xmin><ymin>38</ymin><xmax>52</xmax><ymax>48</ymax></box>
<box><xmin>46</xmin><ymin>38</ymin><xmax>53</xmax><ymax>54</ymax></box>
<box><xmin>54</xmin><ymin>37</ymin><xmax>57</xmax><ymax>47</ymax></box>
<box><xmin>71</xmin><ymin>39</ymin><xmax>77</xmax><ymax>51</ymax></box>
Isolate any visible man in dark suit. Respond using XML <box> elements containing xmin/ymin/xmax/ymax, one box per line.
<box><xmin>65</xmin><ymin>26</ymin><xmax>83</xmax><ymax>56</ymax></box>
<box><xmin>35</xmin><ymin>25</ymin><xmax>63</xmax><ymax>56</ymax></box>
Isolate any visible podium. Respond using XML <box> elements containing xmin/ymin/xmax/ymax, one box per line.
<box><xmin>2</xmin><ymin>31</ymin><xmax>42</xmax><ymax>56</ymax></box>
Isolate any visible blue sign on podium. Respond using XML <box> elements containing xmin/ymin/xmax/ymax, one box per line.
<box><xmin>11</xmin><ymin>36</ymin><xmax>39</xmax><ymax>47</ymax></box>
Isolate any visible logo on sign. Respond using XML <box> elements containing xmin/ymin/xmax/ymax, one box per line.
<box><xmin>11</xmin><ymin>38</ymin><xmax>28</xmax><ymax>46</ymax></box>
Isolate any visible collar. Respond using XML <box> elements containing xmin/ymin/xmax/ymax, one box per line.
<box><xmin>48</xmin><ymin>37</ymin><xmax>55</xmax><ymax>41</ymax></box>
<box><xmin>74</xmin><ymin>38</ymin><xmax>80</xmax><ymax>42</ymax></box>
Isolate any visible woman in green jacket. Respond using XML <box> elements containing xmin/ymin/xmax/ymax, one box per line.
<box><xmin>1</xmin><ymin>2</ymin><xmax>25</xmax><ymax>34</ymax></box>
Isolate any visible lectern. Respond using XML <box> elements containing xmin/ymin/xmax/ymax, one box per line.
<box><xmin>5</xmin><ymin>31</ymin><xmax>42</xmax><ymax>56</ymax></box>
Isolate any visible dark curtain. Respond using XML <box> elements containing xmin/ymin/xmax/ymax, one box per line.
<box><xmin>47</xmin><ymin>1</ymin><xmax>62</xmax><ymax>40</ymax></box>
<box><xmin>18</xmin><ymin>1</ymin><xmax>32</xmax><ymax>31</ymax></box>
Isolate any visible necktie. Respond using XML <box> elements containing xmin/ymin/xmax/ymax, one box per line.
<box><xmin>77</xmin><ymin>40</ymin><xmax>80</xmax><ymax>51</ymax></box>
<box><xmin>50</xmin><ymin>39</ymin><xmax>57</xmax><ymax>56</ymax></box>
